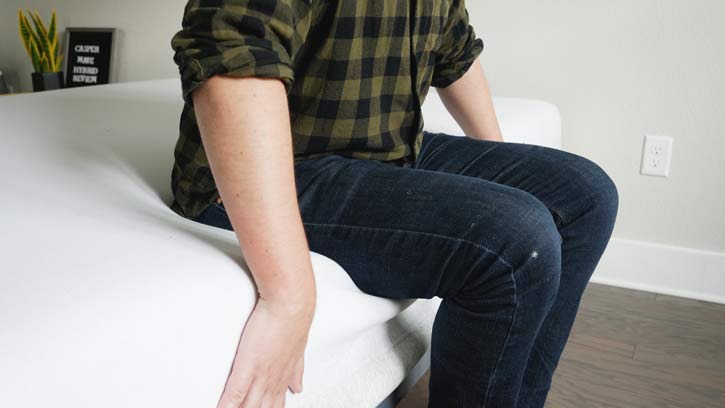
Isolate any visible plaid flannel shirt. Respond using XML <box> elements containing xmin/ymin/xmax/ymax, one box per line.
<box><xmin>170</xmin><ymin>0</ymin><xmax>484</xmax><ymax>219</ymax></box>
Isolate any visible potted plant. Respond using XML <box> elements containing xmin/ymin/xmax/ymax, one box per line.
<box><xmin>18</xmin><ymin>9</ymin><xmax>65</xmax><ymax>92</ymax></box>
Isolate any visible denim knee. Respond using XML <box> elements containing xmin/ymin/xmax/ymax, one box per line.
<box><xmin>567</xmin><ymin>154</ymin><xmax>620</xmax><ymax>229</ymax></box>
<box><xmin>459</xmin><ymin>189</ymin><xmax>562</xmax><ymax>303</ymax></box>
<box><xmin>509</xmin><ymin>193</ymin><xmax>563</xmax><ymax>299</ymax></box>
<box><xmin>596</xmin><ymin>169</ymin><xmax>619</xmax><ymax>227</ymax></box>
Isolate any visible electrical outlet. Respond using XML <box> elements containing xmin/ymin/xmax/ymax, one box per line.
<box><xmin>641</xmin><ymin>134</ymin><xmax>673</xmax><ymax>177</ymax></box>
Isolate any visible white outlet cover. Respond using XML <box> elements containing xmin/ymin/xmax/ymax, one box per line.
<box><xmin>641</xmin><ymin>134</ymin><xmax>673</xmax><ymax>177</ymax></box>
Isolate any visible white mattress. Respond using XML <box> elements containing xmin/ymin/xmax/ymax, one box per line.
<box><xmin>0</xmin><ymin>79</ymin><xmax>560</xmax><ymax>407</ymax></box>
<box><xmin>422</xmin><ymin>84</ymin><xmax>562</xmax><ymax>149</ymax></box>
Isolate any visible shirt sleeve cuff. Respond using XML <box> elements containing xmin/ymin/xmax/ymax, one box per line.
<box><xmin>178</xmin><ymin>49</ymin><xmax>295</xmax><ymax>107</ymax></box>
<box><xmin>431</xmin><ymin>37</ymin><xmax>484</xmax><ymax>88</ymax></box>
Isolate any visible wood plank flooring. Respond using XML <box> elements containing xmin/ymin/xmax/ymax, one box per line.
<box><xmin>396</xmin><ymin>283</ymin><xmax>725</xmax><ymax>408</ymax></box>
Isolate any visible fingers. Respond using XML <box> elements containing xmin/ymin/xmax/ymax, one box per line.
<box><xmin>219</xmin><ymin>356</ymin><xmax>302</xmax><ymax>408</ymax></box>
<box><xmin>239</xmin><ymin>377</ymin><xmax>265</xmax><ymax>408</ymax></box>
<box><xmin>216</xmin><ymin>296</ymin><xmax>312</xmax><ymax>408</ymax></box>
<box><xmin>288</xmin><ymin>356</ymin><xmax>305</xmax><ymax>394</ymax></box>
<box><xmin>217</xmin><ymin>373</ymin><xmax>253</xmax><ymax>408</ymax></box>
<box><xmin>274</xmin><ymin>392</ymin><xmax>286</xmax><ymax>408</ymax></box>
<box><xmin>258</xmin><ymin>382</ymin><xmax>287</xmax><ymax>408</ymax></box>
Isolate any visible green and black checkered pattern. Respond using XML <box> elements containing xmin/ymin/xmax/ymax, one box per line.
<box><xmin>170</xmin><ymin>0</ymin><xmax>484</xmax><ymax>219</ymax></box>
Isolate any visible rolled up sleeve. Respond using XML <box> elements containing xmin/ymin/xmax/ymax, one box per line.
<box><xmin>431</xmin><ymin>0</ymin><xmax>484</xmax><ymax>88</ymax></box>
<box><xmin>171</xmin><ymin>0</ymin><xmax>312</xmax><ymax>106</ymax></box>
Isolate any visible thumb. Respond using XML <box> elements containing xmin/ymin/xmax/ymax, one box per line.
<box><xmin>288</xmin><ymin>356</ymin><xmax>305</xmax><ymax>394</ymax></box>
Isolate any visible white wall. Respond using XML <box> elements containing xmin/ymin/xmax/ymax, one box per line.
<box><xmin>0</xmin><ymin>0</ymin><xmax>181</xmax><ymax>92</ymax></box>
<box><xmin>467</xmin><ymin>1</ymin><xmax>725</xmax><ymax>302</ymax></box>
<box><xmin>468</xmin><ymin>1</ymin><xmax>725</xmax><ymax>253</ymax></box>
<box><xmin>2</xmin><ymin>1</ymin><xmax>724</xmax><ymax>297</ymax></box>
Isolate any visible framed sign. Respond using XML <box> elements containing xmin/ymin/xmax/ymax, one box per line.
<box><xmin>64</xmin><ymin>28</ymin><xmax>115</xmax><ymax>88</ymax></box>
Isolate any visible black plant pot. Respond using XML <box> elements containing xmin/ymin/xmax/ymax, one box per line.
<box><xmin>31</xmin><ymin>72</ymin><xmax>65</xmax><ymax>92</ymax></box>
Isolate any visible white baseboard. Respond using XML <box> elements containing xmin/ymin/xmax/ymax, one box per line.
<box><xmin>591</xmin><ymin>237</ymin><xmax>725</xmax><ymax>305</ymax></box>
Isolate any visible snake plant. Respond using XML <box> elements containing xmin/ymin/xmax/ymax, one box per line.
<box><xmin>18</xmin><ymin>9</ymin><xmax>64</xmax><ymax>73</ymax></box>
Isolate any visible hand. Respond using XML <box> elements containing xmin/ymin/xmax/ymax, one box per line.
<box><xmin>217</xmin><ymin>293</ymin><xmax>316</xmax><ymax>408</ymax></box>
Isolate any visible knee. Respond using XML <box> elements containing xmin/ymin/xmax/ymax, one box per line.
<box><xmin>464</xmin><ymin>190</ymin><xmax>561</xmax><ymax>300</ymax></box>
<box><xmin>568</xmin><ymin>154</ymin><xmax>620</xmax><ymax>228</ymax></box>
<box><xmin>452</xmin><ymin>184</ymin><xmax>562</xmax><ymax>301</ymax></box>
<box><xmin>510</xmin><ymin>193</ymin><xmax>563</xmax><ymax>296</ymax></box>
<box><xmin>589</xmin><ymin>159</ymin><xmax>619</xmax><ymax>217</ymax></box>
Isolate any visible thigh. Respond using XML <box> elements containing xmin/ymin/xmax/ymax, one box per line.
<box><xmin>292</xmin><ymin>154</ymin><xmax>561</xmax><ymax>300</ymax></box>
<box><xmin>413</xmin><ymin>131</ymin><xmax>619</xmax><ymax>229</ymax></box>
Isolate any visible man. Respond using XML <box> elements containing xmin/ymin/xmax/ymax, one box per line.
<box><xmin>169</xmin><ymin>1</ymin><xmax>619</xmax><ymax>407</ymax></box>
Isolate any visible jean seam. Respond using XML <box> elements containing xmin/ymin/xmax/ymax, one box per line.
<box><xmin>483</xmin><ymin>271</ymin><xmax>559</xmax><ymax>406</ymax></box>
<box><xmin>483</xmin><ymin>269</ymin><xmax>517</xmax><ymax>408</ymax></box>
<box><xmin>517</xmin><ymin>271</ymin><xmax>561</xmax><ymax>297</ymax></box>
<box><xmin>301</xmin><ymin>221</ymin><xmax>513</xmax><ymax>269</ymax></box>
<box><xmin>304</xmin><ymin>221</ymin><xmax>526</xmax><ymax>405</ymax></box>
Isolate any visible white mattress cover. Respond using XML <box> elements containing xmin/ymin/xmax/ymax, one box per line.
<box><xmin>0</xmin><ymin>79</ymin><xmax>560</xmax><ymax>407</ymax></box>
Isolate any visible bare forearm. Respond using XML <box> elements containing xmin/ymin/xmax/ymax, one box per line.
<box><xmin>193</xmin><ymin>75</ymin><xmax>315</xmax><ymax>306</ymax></box>
<box><xmin>436</xmin><ymin>59</ymin><xmax>504</xmax><ymax>142</ymax></box>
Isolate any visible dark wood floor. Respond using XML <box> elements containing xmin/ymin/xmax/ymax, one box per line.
<box><xmin>396</xmin><ymin>283</ymin><xmax>725</xmax><ymax>408</ymax></box>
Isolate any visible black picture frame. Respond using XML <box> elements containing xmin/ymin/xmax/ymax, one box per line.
<box><xmin>64</xmin><ymin>28</ymin><xmax>115</xmax><ymax>88</ymax></box>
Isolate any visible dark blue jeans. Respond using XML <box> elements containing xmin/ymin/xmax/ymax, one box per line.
<box><xmin>193</xmin><ymin>131</ymin><xmax>619</xmax><ymax>407</ymax></box>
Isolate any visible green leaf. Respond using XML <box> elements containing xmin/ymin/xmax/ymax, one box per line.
<box><xmin>29</xmin><ymin>11</ymin><xmax>50</xmax><ymax>65</ymax></box>
<box><xmin>48</xmin><ymin>9</ymin><xmax>57</xmax><ymax>43</ymax></box>
<box><xmin>54</xmin><ymin>52</ymin><xmax>65</xmax><ymax>72</ymax></box>
<box><xmin>40</xmin><ymin>27</ymin><xmax>55</xmax><ymax>70</ymax></box>
<box><xmin>18</xmin><ymin>9</ymin><xmax>33</xmax><ymax>58</ymax></box>
<box><xmin>19</xmin><ymin>9</ymin><xmax>63</xmax><ymax>73</ymax></box>
<box><xmin>29</xmin><ymin>10</ymin><xmax>48</xmax><ymax>39</ymax></box>
<box><xmin>29</xmin><ymin>39</ymin><xmax>42</xmax><ymax>72</ymax></box>
<box><xmin>24</xmin><ymin>12</ymin><xmax>44</xmax><ymax>64</ymax></box>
